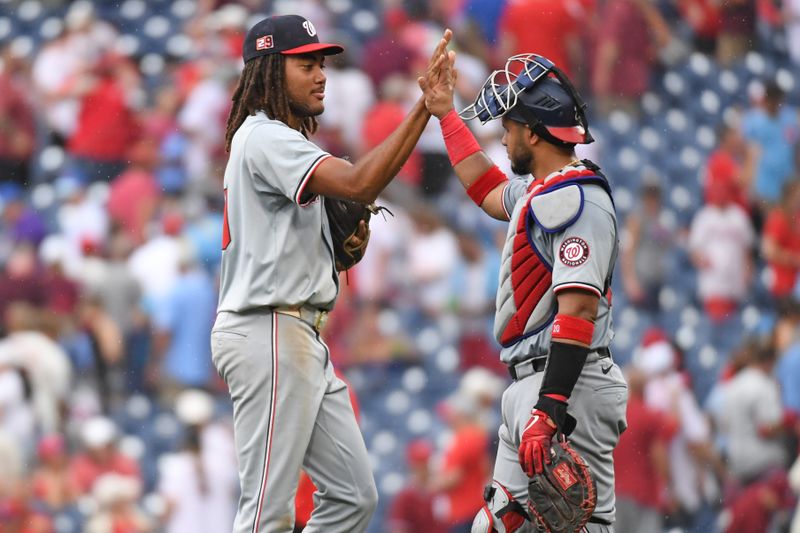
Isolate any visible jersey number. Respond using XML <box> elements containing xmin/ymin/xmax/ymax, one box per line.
<box><xmin>222</xmin><ymin>188</ymin><xmax>231</xmax><ymax>250</ymax></box>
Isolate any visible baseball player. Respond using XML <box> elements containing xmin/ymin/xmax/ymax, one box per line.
<box><xmin>212</xmin><ymin>15</ymin><xmax>453</xmax><ymax>533</ymax></box>
<box><xmin>420</xmin><ymin>52</ymin><xmax>628</xmax><ymax>532</ymax></box>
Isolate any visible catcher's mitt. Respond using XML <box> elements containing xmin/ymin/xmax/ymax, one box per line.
<box><xmin>527</xmin><ymin>438</ymin><xmax>597</xmax><ymax>533</ymax></box>
<box><xmin>324</xmin><ymin>198</ymin><xmax>390</xmax><ymax>271</ymax></box>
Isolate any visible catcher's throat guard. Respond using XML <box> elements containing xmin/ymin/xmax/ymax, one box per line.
<box><xmin>459</xmin><ymin>54</ymin><xmax>593</xmax><ymax>147</ymax></box>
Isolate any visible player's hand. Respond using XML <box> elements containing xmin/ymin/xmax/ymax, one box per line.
<box><xmin>418</xmin><ymin>30</ymin><xmax>457</xmax><ymax>119</ymax></box>
<box><xmin>424</xmin><ymin>29</ymin><xmax>452</xmax><ymax>85</ymax></box>
<box><xmin>419</xmin><ymin>50</ymin><xmax>457</xmax><ymax>119</ymax></box>
<box><xmin>519</xmin><ymin>409</ymin><xmax>558</xmax><ymax>477</ymax></box>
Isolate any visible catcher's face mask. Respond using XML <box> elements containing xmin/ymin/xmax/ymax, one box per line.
<box><xmin>460</xmin><ymin>54</ymin><xmax>593</xmax><ymax>146</ymax></box>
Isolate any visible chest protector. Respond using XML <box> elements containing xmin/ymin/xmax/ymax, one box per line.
<box><xmin>495</xmin><ymin>165</ymin><xmax>613</xmax><ymax>347</ymax></box>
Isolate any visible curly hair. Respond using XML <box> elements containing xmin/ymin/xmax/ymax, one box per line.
<box><xmin>224</xmin><ymin>54</ymin><xmax>318</xmax><ymax>152</ymax></box>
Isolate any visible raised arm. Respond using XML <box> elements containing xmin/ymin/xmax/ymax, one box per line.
<box><xmin>306</xmin><ymin>30</ymin><xmax>453</xmax><ymax>203</ymax></box>
<box><xmin>419</xmin><ymin>50</ymin><xmax>509</xmax><ymax>221</ymax></box>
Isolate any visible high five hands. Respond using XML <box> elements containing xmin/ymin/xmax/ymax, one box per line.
<box><xmin>419</xmin><ymin>29</ymin><xmax>457</xmax><ymax>119</ymax></box>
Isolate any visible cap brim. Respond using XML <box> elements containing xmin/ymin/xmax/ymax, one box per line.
<box><xmin>282</xmin><ymin>43</ymin><xmax>344</xmax><ymax>56</ymax></box>
<box><xmin>545</xmin><ymin>125</ymin><xmax>588</xmax><ymax>144</ymax></box>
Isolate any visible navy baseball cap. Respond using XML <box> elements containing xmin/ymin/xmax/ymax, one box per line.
<box><xmin>242</xmin><ymin>15</ymin><xmax>344</xmax><ymax>63</ymax></box>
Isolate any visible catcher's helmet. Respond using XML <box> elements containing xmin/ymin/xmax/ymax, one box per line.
<box><xmin>460</xmin><ymin>54</ymin><xmax>593</xmax><ymax>147</ymax></box>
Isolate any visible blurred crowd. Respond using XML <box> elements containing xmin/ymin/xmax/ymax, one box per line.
<box><xmin>1</xmin><ymin>0</ymin><xmax>800</xmax><ymax>532</ymax></box>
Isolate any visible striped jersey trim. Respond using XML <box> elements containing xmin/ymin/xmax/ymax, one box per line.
<box><xmin>552</xmin><ymin>282</ymin><xmax>603</xmax><ymax>298</ymax></box>
<box><xmin>500</xmin><ymin>182</ymin><xmax>512</xmax><ymax>220</ymax></box>
<box><xmin>294</xmin><ymin>153</ymin><xmax>332</xmax><ymax>206</ymax></box>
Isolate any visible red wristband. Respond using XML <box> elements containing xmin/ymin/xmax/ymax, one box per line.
<box><xmin>440</xmin><ymin>109</ymin><xmax>481</xmax><ymax>166</ymax></box>
<box><xmin>466</xmin><ymin>165</ymin><xmax>507</xmax><ymax>206</ymax></box>
<box><xmin>551</xmin><ymin>314</ymin><xmax>594</xmax><ymax>345</ymax></box>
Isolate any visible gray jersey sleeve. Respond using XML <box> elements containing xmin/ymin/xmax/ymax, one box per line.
<box><xmin>244</xmin><ymin>123</ymin><xmax>332</xmax><ymax>205</ymax></box>
<box><xmin>550</xmin><ymin>190</ymin><xmax>616</xmax><ymax>298</ymax></box>
<box><xmin>502</xmin><ymin>177</ymin><xmax>531</xmax><ymax>218</ymax></box>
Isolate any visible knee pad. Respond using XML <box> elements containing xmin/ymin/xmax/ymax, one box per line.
<box><xmin>471</xmin><ymin>481</ymin><xmax>529</xmax><ymax>533</ymax></box>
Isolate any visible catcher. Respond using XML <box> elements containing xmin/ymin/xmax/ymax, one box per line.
<box><xmin>212</xmin><ymin>15</ymin><xmax>453</xmax><ymax>533</ymax></box>
<box><xmin>419</xmin><ymin>51</ymin><xmax>628</xmax><ymax>532</ymax></box>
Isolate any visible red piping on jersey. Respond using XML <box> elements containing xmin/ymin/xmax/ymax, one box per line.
<box><xmin>553</xmin><ymin>282</ymin><xmax>602</xmax><ymax>298</ymax></box>
<box><xmin>222</xmin><ymin>188</ymin><xmax>231</xmax><ymax>250</ymax></box>
<box><xmin>500</xmin><ymin>183</ymin><xmax>512</xmax><ymax>220</ymax></box>
<box><xmin>527</xmin><ymin>167</ymin><xmax>597</xmax><ymax>194</ymax></box>
<box><xmin>295</xmin><ymin>154</ymin><xmax>332</xmax><ymax>206</ymax></box>
<box><xmin>253</xmin><ymin>312</ymin><xmax>280</xmax><ymax>533</ymax></box>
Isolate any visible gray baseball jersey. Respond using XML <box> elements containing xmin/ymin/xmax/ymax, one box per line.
<box><xmin>495</xmin><ymin>167</ymin><xmax>618</xmax><ymax>364</ymax></box>
<box><xmin>212</xmin><ymin>113</ymin><xmax>377</xmax><ymax>533</ymax></box>
<box><xmin>481</xmin><ymin>163</ymin><xmax>628</xmax><ymax>529</ymax></box>
<box><xmin>217</xmin><ymin>112</ymin><xmax>338</xmax><ymax>312</ymax></box>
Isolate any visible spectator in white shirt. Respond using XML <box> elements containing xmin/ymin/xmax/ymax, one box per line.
<box><xmin>786</xmin><ymin>0</ymin><xmax>800</xmax><ymax>65</ymax></box>
<box><xmin>158</xmin><ymin>390</ymin><xmax>237</xmax><ymax>533</ymax></box>
<box><xmin>688</xmin><ymin>178</ymin><xmax>755</xmax><ymax>322</ymax></box>
<box><xmin>406</xmin><ymin>204</ymin><xmax>459</xmax><ymax>317</ymax></box>
<box><xmin>719</xmin><ymin>340</ymin><xmax>789</xmax><ymax>483</ymax></box>
<box><xmin>317</xmin><ymin>47</ymin><xmax>376</xmax><ymax>157</ymax></box>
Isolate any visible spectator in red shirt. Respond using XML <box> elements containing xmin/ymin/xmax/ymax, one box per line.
<box><xmin>717</xmin><ymin>0</ymin><xmax>756</xmax><ymax>66</ymax></box>
<box><xmin>67</xmin><ymin>53</ymin><xmax>141</xmax><ymax>183</ymax></box>
<box><xmin>40</xmin><ymin>255</ymin><xmax>80</xmax><ymax>318</ymax></box>
<box><xmin>614</xmin><ymin>368</ymin><xmax>677</xmax><ymax>533</ymax></box>
<box><xmin>762</xmin><ymin>180</ymin><xmax>800</xmax><ymax>299</ymax></box>
<box><xmin>678</xmin><ymin>0</ymin><xmax>722</xmax><ymax>55</ymax></box>
<box><xmin>0</xmin><ymin>44</ymin><xmax>36</xmax><ymax>188</ymax></box>
<box><xmin>431</xmin><ymin>393</ymin><xmax>490</xmax><ymax>532</ymax></box>
<box><xmin>31</xmin><ymin>435</ymin><xmax>77</xmax><ymax>512</ymax></box>
<box><xmin>0</xmin><ymin>495</ymin><xmax>54</xmax><ymax>533</ymax></box>
<box><xmin>107</xmin><ymin>139</ymin><xmax>162</xmax><ymax>245</ymax></box>
<box><xmin>592</xmin><ymin>0</ymin><xmax>667</xmax><ymax>116</ymax></box>
<box><xmin>360</xmin><ymin>8</ymin><xmax>417</xmax><ymax>93</ymax></box>
<box><xmin>362</xmin><ymin>75</ymin><xmax>421</xmax><ymax>187</ymax></box>
<box><xmin>68</xmin><ymin>417</ymin><xmax>141</xmax><ymax>497</ymax></box>
<box><xmin>704</xmin><ymin>124</ymin><xmax>755</xmax><ymax>213</ymax></box>
<box><xmin>0</xmin><ymin>245</ymin><xmax>47</xmax><ymax>328</ymax></box>
<box><xmin>387</xmin><ymin>440</ymin><xmax>447</xmax><ymax>533</ymax></box>
<box><xmin>722</xmin><ymin>469</ymin><xmax>794</xmax><ymax>533</ymax></box>
<box><xmin>498</xmin><ymin>0</ymin><xmax>580</xmax><ymax>76</ymax></box>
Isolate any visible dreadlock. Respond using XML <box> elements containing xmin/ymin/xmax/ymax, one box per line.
<box><xmin>225</xmin><ymin>54</ymin><xmax>319</xmax><ymax>152</ymax></box>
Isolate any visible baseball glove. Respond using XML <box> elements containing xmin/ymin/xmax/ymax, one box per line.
<box><xmin>324</xmin><ymin>198</ymin><xmax>390</xmax><ymax>271</ymax></box>
<box><xmin>527</xmin><ymin>438</ymin><xmax>597</xmax><ymax>533</ymax></box>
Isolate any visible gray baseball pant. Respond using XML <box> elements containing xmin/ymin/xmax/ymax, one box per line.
<box><xmin>211</xmin><ymin>310</ymin><xmax>377</xmax><ymax>533</ymax></box>
<box><xmin>492</xmin><ymin>353</ymin><xmax>628</xmax><ymax>532</ymax></box>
